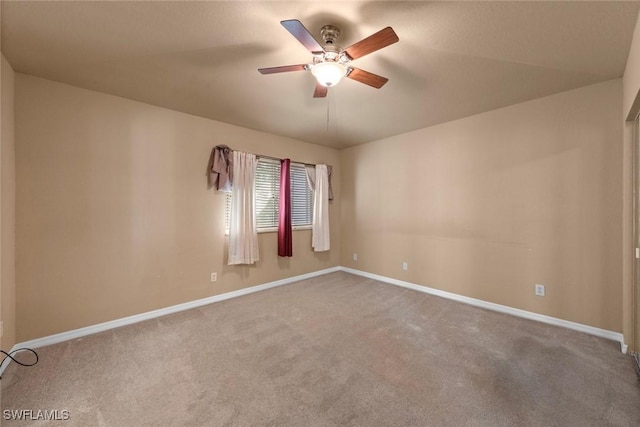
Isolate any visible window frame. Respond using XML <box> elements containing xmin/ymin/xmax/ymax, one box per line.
<box><xmin>224</xmin><ymin>158</ymin><xmax>314</xmax><ymax>234</ymax></box>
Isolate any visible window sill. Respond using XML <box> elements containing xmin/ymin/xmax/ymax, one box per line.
<box><xmin>225</xmin><ymin>225</ymin><xmax>312</xmax><ymax>236</ymax></box>
<box><xmin>258</xmin><ymin>225</ymin><xmax>312</xmax><ymax>234</ymax></box>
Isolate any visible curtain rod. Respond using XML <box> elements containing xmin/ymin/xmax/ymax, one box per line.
<box><xmin>217</xmin><ymin>145</ymin><xmax>330</xmax><ymax>168</ymax></box>
<box><xmin>256</xmin><ymin>154</ymin><xmax>319</xmax><ymax>168</ymax></box>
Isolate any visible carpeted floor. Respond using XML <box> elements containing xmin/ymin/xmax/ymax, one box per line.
<box><xmin>2</xmin><ymin>271</ymin><xmax>640</xmax><ymax>426</ymax></box>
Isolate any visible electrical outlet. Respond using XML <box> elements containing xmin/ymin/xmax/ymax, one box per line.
<box><xmin>353</xmin><ymin>253</ymin><xmax>358</xmax><ymax>261</ymax></box>
<box><xmin>402</xmin><ymin>262</ymin><xmax>408</xmax><ymax>271</ymax></box>
<box><xmin>210</xmin><ymin>272</ymin><xmax>217</xmax><ymax>283</ymax></box>
<box><xmin>535</xmin><ymin>284</ymin><xmax>545</xmax><ymax>297</ymax></box>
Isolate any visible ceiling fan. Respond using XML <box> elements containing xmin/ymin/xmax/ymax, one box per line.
<box><xmin>258</xmin><ymin>19</ymin><xmax>399</xmax><ymax>98</ymax></box>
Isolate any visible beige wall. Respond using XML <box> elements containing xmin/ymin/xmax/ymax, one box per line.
<box><xmin>341</xmin><ymin>79</ymin><xmax>623</xmax><ymax>332</ymax></box>
<box><xmin>623</xmin><ymin>11</ymin><xmax>640</xmax><ymax>121</ymax></box>
<box><xmin>622</xmin><ymin>11</ymin><xmax>640</xmax><ymax>351</ymax></box>
<box><xmin>1</xmin><ymin>54</ymin><xmax>16</xmax><ymax>350</ymax></box>
<box><xmin>15</xmin><ymin>74</ymin><xmax>340</xmax><ymax>342</ymax></box>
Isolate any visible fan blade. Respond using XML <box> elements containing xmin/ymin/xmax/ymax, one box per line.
<box><xmin>344</xmin><ymin>27</ymin><xmax>399</xmax><ymax>60</ymax></box>
<box><xmin>281</xmin><ymin>19</ymin><xmax>324</xmax><ymax>54</ymax></box>
<box><xmin>313</xmin><ymin>83</ymin><xmax>328</xmax><ymax>98</ymax></box>
<box><xmin>347</xmin><ymin>68</ymin><xmax>389</xmax><ymax>89</ymax></box>
<box><xmin>258</xmin><ymin>64</ymin><xmax>307</xmax><ymax>74</ymax></box>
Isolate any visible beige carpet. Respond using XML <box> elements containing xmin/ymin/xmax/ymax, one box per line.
<box><xmin>2</xmin><ymin>271</ymin><xmax>640</xmax><ymax>426</ymax></box>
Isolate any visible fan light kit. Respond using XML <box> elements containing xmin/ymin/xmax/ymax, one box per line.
<box><xmin>311</xmin><ymin>62</ymin><xmax>347</xmax><ymax>87</ymax></box>
<box><xmin>259</xmin><ymin>20</ymin><xmax>399</xmax><ymax>98</ymax></box>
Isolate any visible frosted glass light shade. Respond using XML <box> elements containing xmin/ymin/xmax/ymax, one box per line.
<box><xmin>311</xmin><ymin>62</ymin><xmax>347</xmax><ymax>87</ymax></box>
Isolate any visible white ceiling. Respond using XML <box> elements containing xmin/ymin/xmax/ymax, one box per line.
<box><xmin>2</xmin><ymin>1</ymin><xmax>639</xmax><ymax>149</ymax></box>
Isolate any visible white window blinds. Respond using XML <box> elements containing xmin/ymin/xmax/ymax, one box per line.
<box><xmin>255</xmin><ymin>159</ymin><xmax>280</xmax><ymax>229</ymax></box>
<box><xmin>290</xmin><ymin>163</ymin><xmax>313</xmax><ymax>226</ymax></box>
<box><xmin>225</xmin><ymin>158</ymin><xmax>313</xmax><ymax>231</ymax></box>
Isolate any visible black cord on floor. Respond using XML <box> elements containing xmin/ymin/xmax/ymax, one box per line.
<box><xmin>0</xmin><ymin>348</ymin><xmax>39</xmax><ymax>379</ymax></box>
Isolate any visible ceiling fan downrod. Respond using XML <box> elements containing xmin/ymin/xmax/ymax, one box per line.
<box><xmin>320</xmin><ymin>25</ymin><xmax>341</xmax><ymax>45</ymax></box>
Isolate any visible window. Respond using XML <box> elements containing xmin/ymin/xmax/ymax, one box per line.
<box><xmin>225</xmin><ymin>158</ymin><xmax>313</xmax><ymax>231</ymax></box>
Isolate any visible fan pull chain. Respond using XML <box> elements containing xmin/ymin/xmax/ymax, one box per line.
<box><xmin>326</xmin><ymin>95</ymin><xmax>330</xmax><ymax>132</ymax></box>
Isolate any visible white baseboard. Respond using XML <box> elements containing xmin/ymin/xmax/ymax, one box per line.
<box><xmin>339</xmin><ymin>266</ymin><xmax>626</xmax><ymax>353</ymax></box>
<box><xmin>0</xmin><ymin>266</ymin><xmax>340</xmax><ymax>376</ymax></box>
<box><xmin>1</xmin><ymin>264</ymin><xmax>627</xmax><ymax>377</ymax></box>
